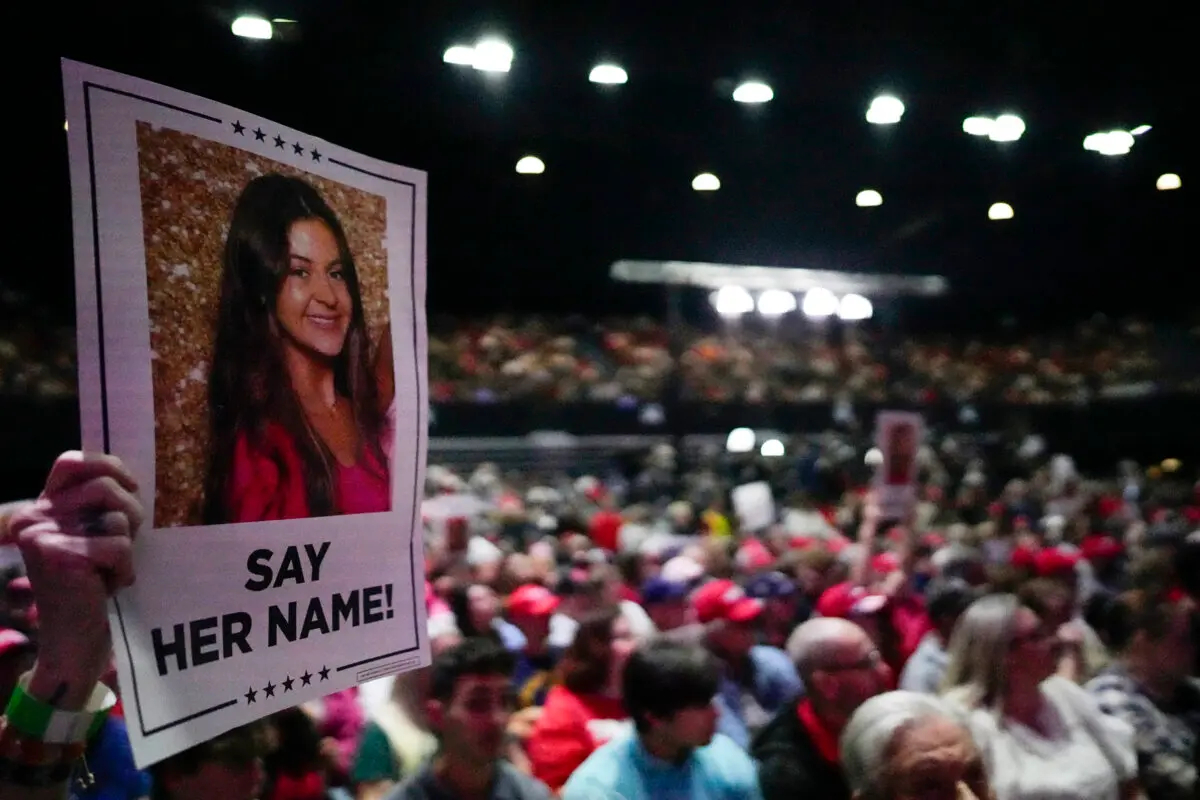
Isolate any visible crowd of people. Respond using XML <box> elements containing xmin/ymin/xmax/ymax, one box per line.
<box><xmin>2</xmin><ymin>433</ymin><xmax>1198</xmax><ymax>799</ymax></box>
<box><xmin>0</xmin><ymin>282</ymin><xmax>76</xmax><ymax>398</ymax></box>
<box><xmin>426</xmin><ymin>313</ymin><xmax>1198</xmax><ymax>405</ymax></box>
<box><xmin>6</xmin><ymin>300</ymin><xmax>1199</xmax><ymax>405</ymax></box>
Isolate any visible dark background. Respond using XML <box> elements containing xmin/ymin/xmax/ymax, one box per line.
<box><xmin>1</xmin><ymin>1</ymin><xmax>1196</xmax><ymax>498</ymax></box>
<box><xmin>10</xmin><ymin>0</ymin><xmax>1193</xmax><ymax>331</ymax></box>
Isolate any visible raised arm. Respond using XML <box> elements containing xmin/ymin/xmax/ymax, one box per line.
<box><xmin>0</xmin><ymin>451</ymin><xmax>142</xmax><ymax>800</ymax></box>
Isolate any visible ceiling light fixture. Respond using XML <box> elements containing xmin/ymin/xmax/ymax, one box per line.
<box><xmin>444</xmin><ymin>38</ymin><xmax>514</xmax><ymax>72</ymax></box>
<box><xmin>472</xmin><ymin>39</ymin><xmax>514</xmax><ymax>72</ymax></box>
<box><xmin>232</xmin><ymin>15</ymin><xmax>273</xmax><ymax>40</ymax></box>
<box><xmin>515</xmin><ymin>156</ymin><xmax>545</xmax><ymax>174</ymax></box>
<box><xmin>443</xmin><ymin>45</ymin><xmax>475</xmax><ymax>65</ymax></box>
<box><xmin>711</xmin><ymin>286</ymin><xmax>754</xmax><ymax>317</ymax></box>
<box><xmin>988</xmin><ymin>202</ymin><xmax>1014</xmax><ymax>220</ymax></box>
<box><xmin>962</xmin><ymin>116</ymin><xmax>993</xmax><ymax>136</ymax></box>
<box><xmin>866</xmin><ymin>95</ymin><xmax>905</xmax><ymax>124</ymax></box>
<box><xmin>589</xmin><ymin>64</ymin><xmax>628</xmax><ymax>84</ymax></box>
<box><xmin>801</xmin><ymin>288</ymin><xmax>838</xmax><ymax>319</ymax></box>
<box><xmin>1083</xmin><ymin>130</ymin><xmax>1135</xmax><ymax>156</ymax></box>
<box><xmin>837</xmin><ymin>293</ymin><xmax>874</xmax><ymax>321</ymax></box>
<box><xmin>856</xmin><ymin>189</ymin><xmax>883</xmax><ymax>207</ymax></box>
<box><xmin>732</xmin><ymin>81</ymin><xmax>774</xmax><ymax>103</ymax></box>
<box><xmin>756</xmin><ymin>289</ymin><xmax>797</xmax><ymax>317</ymax></box>
<box><xmin>726</xmin><ymin>427</ymin><xmax>756</xmax><ymax>454</ymax></box>
<box><xmin>1156</xmin><ymin>173</ymin><xmax>1181</xmax><ymax>191</ymax></box>
<box><xmin>988</xmin><ymin>114</ymin><xmax>1025</xmax><ymax>142</ymax></box>
<box><xmin>760</xmin><ymin>439</ymin><xmax>785</xmax><ymax>458</ymax></box>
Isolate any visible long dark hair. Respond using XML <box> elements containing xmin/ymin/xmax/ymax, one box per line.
<box><xmin>203</xmin><ymin>174</ymin><xmax>385</xmax><ymax>523</ymax></box>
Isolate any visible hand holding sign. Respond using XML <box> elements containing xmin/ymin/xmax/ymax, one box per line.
<box><xmin>5</xmin><ymin>451</ymin><xmax>142</xmax><ymax>709</ymax></box>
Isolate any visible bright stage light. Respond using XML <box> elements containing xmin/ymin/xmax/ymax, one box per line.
<box><xmin>856</xmin><ymin>189</ymin><xmax>883</xmax><ymax>207</ymax></box>
<box><xmin>988</xmin><ymin>202</ymin><xmax>1014</xmax><ymax>220</ymax></box>
<box><xmin>1083</xmin><ymin>130</ymin><xmax>1135</xmax><ymax>156</ymax></box>
<box><xmin>963</xmin><ymin>116</ymin><xmax>993</xmax><ymax>136</ymax></box>
<box><xmin>726</xmin><ymin>428</ymin><xmax>756</xmax><ymax>454</ymax></box>
<box><xmin>444</xmin><ymin>39</ymin><xmax>514</xmax><ymax>72</ymax></box>
<box><xmin>733</xmin><ymin>81</ymin><xmax>774</xmax><ymax>103</ymax></box>
<box><xmin>515</xmin><ymin>156</ymin><xmax>545</xmax><ymax>174</ymax></box>
<box><xmin>760</xmin><ymin>439</ymin><xmax>785</xmax><ymax>458</ymax></box>
<box><xmin>866</xmin><ymin>95</ymin><xmax>905</xmax><ymax>124</ymax></box>
<box><xmin>989</xmin><ymin>114</ymin><xmax>1025</xmax><ymax>142</ymax></box>
<box><xmin>1156</xmin><ymin>173</ymin><xmax>1181</xmax><ymax>191</ymax></box>
<box><xmin>473</xmin><ymin>39</ymin><xmax>514</xmax><ymax>72</ymax></box>
<box><xmin>589</xmin><ymin>64</ymin><xmax>628</xmax><ymax>84</ymax></box>
<box><xmin>232</xmin><ymin>16</ymin><xmax>273</xmax><ymax>40</ymax></box>
<box><xmin>802</xmin><ymin>288</ymin><xmax>838</xmax><ymax>319</ymax></box>
<box><xmin>757</xmin><ymin>289</ymin><xmax>797</xmax><ymax>317</ymax></box>
<box><xmin>712</xmin><ymin>286</ymin><xmax>754</xmax><ymax>317</ymax></box>
<box><xmin>443</xmin><ymin>46</ymin><xmax>475</xmax><ymax>65</ymax></box>
<box><xmin>837</xmin><ymin>293</ymin><xmax>873</xmax><ymax>321</ymax></box>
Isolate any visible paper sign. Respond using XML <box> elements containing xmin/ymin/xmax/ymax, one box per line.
<box><xmin>62</xmin><ymin>60</ymin><xmax>429</xmax><ymax>766</ymax></box>
<box><xmin>732</xmin><ymin>481</ymin><xmax>775</xmax><ymax>533</ymax></box>
<box><xmin>873</xmin><ymin>411</ymin><xmax>923</xmax><ymax>520</ymax></box>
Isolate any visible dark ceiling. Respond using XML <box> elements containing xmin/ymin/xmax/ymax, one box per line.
<box><xmin>15</xmin><ymin>1</ymin><xmax>1194</xmax><ymax>326</ymax></box>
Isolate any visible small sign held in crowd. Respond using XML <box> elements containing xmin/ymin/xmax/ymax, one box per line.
<box><xmin>873</xmin><ymin>411</ymin><xmax>924</xmax><ymax>521</ymax></box>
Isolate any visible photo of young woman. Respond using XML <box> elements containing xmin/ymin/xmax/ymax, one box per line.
<box><xmin>202</xmin><ymin>174</ymin><xmax>394</xmax><ymax>524</ymax></box>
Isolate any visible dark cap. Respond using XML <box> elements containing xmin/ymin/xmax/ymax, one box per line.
<box><xmin>641</xmin><ymin>576</ymin><xmax>690</xmax><ymax>605</ymax></box>
<box><xmin>926</xmin><ymin>578</ymin><xmax>976</xmax><ymax>622</ymax></box>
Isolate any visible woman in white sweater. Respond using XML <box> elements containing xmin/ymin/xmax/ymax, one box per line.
<box><xmin>940</xmin><ymin>593</ymin><xmax>1143</xmax><ymax>800</ymax></box>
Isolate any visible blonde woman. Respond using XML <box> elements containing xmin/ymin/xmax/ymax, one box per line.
<box><xmin>940</xmin><ymin>594</ymin><xmax>1143</xmax><ymax>800</ymax></box>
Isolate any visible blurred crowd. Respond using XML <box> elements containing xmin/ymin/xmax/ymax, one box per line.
<box><xmin>0</xmin><ymin>281</ymin><xmax>76</xmax><ymax>397</ymax></box>
<box><xmin>6</xmin><ymin>300</ymin><xmax>1199</xmax><ymax>404</ymax></box>
<box><xmin>427</xmin><ymin>314</ymin><xmax>1199</xmax><ymax>405</ymax></box>
<box><xmin>3</xmin><ymin>428</ymin><xmax>1199</xmax><ymax>800</ymax></box>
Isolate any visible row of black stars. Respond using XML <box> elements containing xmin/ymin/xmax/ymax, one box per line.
<box><xmin>231</xmin><ymin>120</ymin><xmax>322</xmax><ymax>162</ymax></box>
<box><xmin>244</xmin><ymin>665</ymin><xmax>332</xmax><ymax>704</ymax></box>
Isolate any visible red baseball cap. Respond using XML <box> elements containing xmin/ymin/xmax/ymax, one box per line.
<box><xmin>922</xmin><ymin>532</ymin><xmax>947</xmax><ymax>549</ymax></box>
<box><xmin>1096</xmin><ymin>496</ymin><xmax>1122</xmax><ymax>519</ymax></box>
<box><xmin>816</xmin><ymin>582</ymin><xmax>889</xmax><ymax>619</ymax></box>
<box><xmin>872</xmin><ymin>552</ymin><xmax>901</xmax><ymax>574</ymax></box>
<box><xmin>691</xmin><ymin>580</ymin><xmax>763</xmax><ymax>624</ymax></box>
<box><xmin>507</xmin><ymin>584</ymin><xmax>560</xmax><ymax>617</ymax></box>
<box><xmin>736</xmin><ymin>539</ymin><xmax>774</xmax><ymax>572</ymax></box>
<box><xmin>1034</xmin><ymin>547</ymin><xmax>1081</xmax><ymax>577</ymax></box>
<box><xmin>1080</xmin><ymin>534</ymin><xmax>1123</xmax><ymax>562</ymax></box>
<box><xmin>825</xmin><ymin>535</ymin><xmax>851</xmax><ymax>555</ymax></box>
<box><xmin>1011</xmin><ymin>545</ymin><xmax>1040</xmax><ymax>570</ymax></box>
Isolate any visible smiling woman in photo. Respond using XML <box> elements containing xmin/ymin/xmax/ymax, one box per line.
<box><xmin>203</xmin><ymin>173</ymin><xmax>391</xmax><ymax>524</ymax></box>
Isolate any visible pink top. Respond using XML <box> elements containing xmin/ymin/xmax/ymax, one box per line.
<box><xmin>227</xmin><ymin>422</ymin><xmax>390</xmax><ymax>522</ymax></box>
<box><xmin>318</xmin><ymin>688</ymin><xmax>364</xmax><ymax>778</ymax></box>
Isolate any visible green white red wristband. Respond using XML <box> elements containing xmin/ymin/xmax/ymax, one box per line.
<box><xmin>3</xmin><ymin>673</ymin><xmax>115</xmax><ymax>744</ymax></box>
